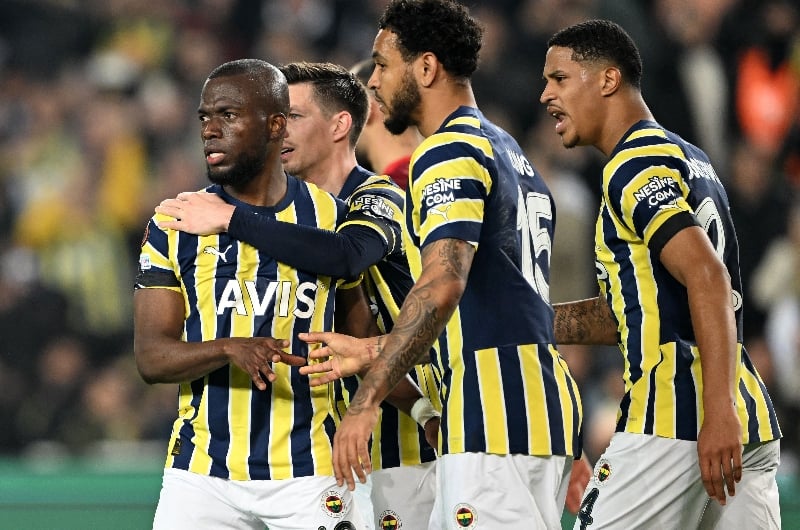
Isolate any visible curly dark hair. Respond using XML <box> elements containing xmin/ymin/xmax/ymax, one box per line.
<box><xmin>379</xmin><ymin>0</ymin><xmax>482</xmax><ymax>79</ymax></box>
<box><xmin>547</xmin><ymin>19</ymin><xmax>642</xmax><ymax>89</ymax></box>
<box><xmin>279</xmin><ymin>61</ymin><xmax>369</xmax><ymax>147</ymax></box>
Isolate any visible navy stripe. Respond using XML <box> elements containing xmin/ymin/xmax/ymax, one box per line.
<box><xmin>499</xmin><ymin>346</ymin><xmax>528</xmax><ymax>452</ymax></box>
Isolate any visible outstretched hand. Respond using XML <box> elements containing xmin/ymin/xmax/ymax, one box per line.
<box><xmin>297</xmin><ymin>332</ymin><xmax>379</xmax><ymax>386</ymax></box>
<box><xmin>697</xmin><ymin>406</ymin><xmax>743</xmax><ymax>505</ymax></box>
<box><xmin>155</xmin><ymin>191</ymin><xmax>234</xmax><ymax>235</ymax></box>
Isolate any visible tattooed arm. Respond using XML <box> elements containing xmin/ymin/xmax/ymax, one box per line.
<box><xmin>303</xmin><ymin>238</ymin><xmax>473</xmax><ymax>489</ymax></box>
<box><xmin>553</xmin><ymin>296</ymin><xmax>619</xmax><ymax>345</ymax></box>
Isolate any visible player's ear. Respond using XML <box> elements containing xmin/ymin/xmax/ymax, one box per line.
<box><xmin>416</xmin><ymin>52</ymin><xmax>438</xmax><ymax>88</ymax></box>
<box><xmin>331</xmin><ymin>110</ymin><xmax>353</xmax><ymax>143</ymax></box>
<box><xmin>269</xmin><ymin>112</ymin><xmax>287</xmax><ymax>141</ymax></box>
<box><xmin>600</xmin><ymin>66</ymin><xmax>622</xmax><ymax>96</ymax></box>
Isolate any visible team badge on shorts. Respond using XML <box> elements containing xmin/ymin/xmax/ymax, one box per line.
<box><xmin>593</xmin><ymin>458</ymin><xmax>612</xmax><ymax>486</ymax></box>
<box><xmin>321</xmin><ymin>490</ymin><xmax>347</xmax><ymax>518</ymax></box>
<box><xmin>379</xmin><ymin>510</ymin><xmax>401</xmax><ymax>529</ymax></box>
<box><xmin>453</xmin><ymin>503</ymin><xmax>477</xmax><ymax>528</ymax></box>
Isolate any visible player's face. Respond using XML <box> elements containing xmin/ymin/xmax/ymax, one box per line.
<box><xmin>198</xmin><ymin>75</ymin><xmax>268</xmax><ymax>187</ymax></box>
<box><xmin>540</xmin><ymin>45</ymin><xmax>604</xmax><ymax>149</ymax></box>
<box><xmin>281</xmin><ymin>82</ymin><xmax>336</xmax><ymax>180</ymax></box>
<box><xmin>369</xmin><ymin>29</ymin><xmax>421</xmax><ymax>135</ymax></box>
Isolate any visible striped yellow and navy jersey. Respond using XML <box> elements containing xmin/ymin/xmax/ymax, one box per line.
<box><xmin>334</xmin><ymin>166</ymin><xmax>439</xmax><ymax>469</ymax></box>
<box><xmin>405</xmin><ymin>106</ymin><xmax>582</xmax><ymax>458</ymax></box>
<box><xmin>135</xmin><ymin>177</ymin><xmax>348</xmax><ymax>480</ymax></box>
<box><xmin>598</xmin><ymin>120</ymin><xmax>781</xmax><ymax>443</ymax></box>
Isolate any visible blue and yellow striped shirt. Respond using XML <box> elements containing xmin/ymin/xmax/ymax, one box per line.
<box><xmin>405</xmin><ymin>106</ymin><xmax>582</xmax><ymax>457</ymax></box>
<box><xmin>334</xmin><ymin>167</ymin><xmax>439</xmax><ymax>469</ymax></box>
<box><xmin>598</xmin><ymin>120</ymin><xmax>781</xmax><ymax>443</ymax></box>
<box><xmin>136</xmin><ymin>177</ymin><xmax>347</xmax><ymax>480</ymax></box>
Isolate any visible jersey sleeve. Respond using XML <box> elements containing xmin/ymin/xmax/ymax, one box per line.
<box><xmin>338</xmin><ymin>175</ymin><xmax>405</xmax><ymax>256</ymax></box>
<box><xmin>604</xmin><ymin>142</ymin><xmax>695</xmax><ymax>249</ymax></box>
<box><xmin>408</xmin><ymin>132</ymin><xmax>493</xmax><ymax>250</ymax></box>
<box><xmin>227</xmin><ymin>199</ymin><xmax>387</xmax><ymax>280</ymax></box>
<box><xmin>135</xmin><ymin>215</ymin><xmax>181</xmax><ymax>292</ymax></box>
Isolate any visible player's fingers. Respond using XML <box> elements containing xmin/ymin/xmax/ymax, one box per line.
<box><xmin>357</xmin><ymin>438</ymin><xmax>372</xmax><ymax>479</ymax></box>
<box><xmin>259</xmin><ymin>365</ymin><xmax>277</xmax><ymax>383</ymax></box>
<box><xmin>710</xmin><ymin>461</ymin><xmax>726</xmax><ymax>505</ymax></box>
<box><xmin>271</xmin><ymin>351</ymin><xmax>306</xmax><ymax>367</ymax></box>
<box><xmin>158</xmin><ymin>198</ymin><xmax>183</xmax><ymax>208</ymax></box>
<box><xmin>700</xmin><ymin>458</ymin><xmax>717</xmax><ymax>500</ymax></box>
<box><xmin>299</xmin><ymin>359</ymin><xmax>333</xmax><ymax>375</ymax></box>
<box><xmin>333</xmin><ymin>432</ymin><xmax>357</xmax><ymax>491</ymax></box>
<box><xmin>250</xmin><ymin>370</ymin><xmax>268</xmax><ymax>391</ymax></box>
<box><xmin>733</xmin><ymin>451</ymin><xmax>743</xmax><ymax>483</ymax></box>
<box><xmin>176</xmin><ymin>191</ymin><xmax>199</xmax><ymax>200</ymax></box>
<box><xmin>156</xmin><ymin>219</ymin><xmax>182</xmax><ymax>231</ymax></box>
<box><xmin>154</xmin><ymin>204</ymin><xmax>181</xmax><ymax>218</ymax></box>
<box><xmin>307</xmin><ymin>373</ymin><xmax>339</xmax><ymax>387</ymax></box>
<box><xmin>298</xmin><ymin>331</ymin><xmax>333</xmax><ymax>346</ymax></box>
<box><xmin>331</xmin><ymin>436</ymin><xmax>345</xmax><ymax>488</ymax></box>
<box><xmin>723</xmin><ymin>453</ymin><xmax>739</xmax><ymax>498</ymax></box>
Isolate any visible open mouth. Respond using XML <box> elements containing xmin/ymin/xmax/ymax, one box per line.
<box><xmin>206</xmin><ymin>152</ymin><xmax>225</xmax><ymax>165</ymax></box>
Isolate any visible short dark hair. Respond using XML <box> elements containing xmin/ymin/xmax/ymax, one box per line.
<box><xmin>208</xmin><ymin>58</ymin><xmax>289</xmax><ymax>113</ymax></box>
<box><xmin>379</xmin><ymin>0</ymin><xmax>482</xmax><ymax>79</ymax></box>
<box><xmin>547</xmin><ymin>19</ymin><xmax>642</xmax><ymax>89</ymax></box>
<box><xmin>279</xmin><ymin>61</ymin><xmax>369</xmax><ymax>147</ymax></box>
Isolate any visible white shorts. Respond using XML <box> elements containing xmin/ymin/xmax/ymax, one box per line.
<box><xmin>152</xmin><ymin>468</ymin><xmax>369</xmax><ymax>530</ymax></box>
<box><xmin>430</xmin><ymin>452</ymin><xmax>572</xmax><ymax>530</ymax></box>
<box><xmin>370</xmin><ymin>461</ymin><xmax>436</xmax><ymax>529</ymax></box>
<box><xmin>572</xmin><ymin>433</ymin><xmax>781</xmax><ymax>529</ymax></box>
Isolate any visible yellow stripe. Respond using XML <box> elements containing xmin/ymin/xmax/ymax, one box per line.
<box><xmin>398</xmin><ymin>413</ymin><xmax>422</xmax><ymax>466</ymax></box>
<box><xmin>188</xmin><ymin>377</ymin><xmax>212</xmax><ymax>474</ymax></box>
<box><xmin>626</xmin><ymin>127</ymin><xmax>667</xmax><ymax>141</ymax></box>
<box><xmin>444</xmin><ymin>308</ymin><xmax>465</xmax><ymax>453</ymax></box>
<box><xmin>654</xmin><ymin>342</ymin><xmax>677</xmax><ymax>436</ymax></box>
<box><xmin>738</xmin><ymin>360</ymin><xmax>774</xmax><ymax>444</ymax></box>
<box><xmin>477</xmin><ymin>347</ymin><xmax>508</xmax><ymax>454</ymax></box>
<box><xmin>520</xmin><ymin>344</ymin><xmax>550</xmax><ymax>454</ymax></box>
<box><xmin>445</xmin><ymin>115</ymin><xmax>481</xmax><ymax>129</ymax></box>
<box><xmin>552</xmin><ymin>345</ymin><xmax>580</xmax><ymax>456</ymax></box>
<box><xmin>227</xmin><ymin>242</ymin><xmax>259</xmax><ymax>479</ymax></box>
<box><xmin>227</xmin><ymin>369</ymin><xmax>252</xmax><ymax>479</ymax></box>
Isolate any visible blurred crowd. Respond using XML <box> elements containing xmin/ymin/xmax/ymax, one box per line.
<box><xmin>2</xmin><ymin>0</ymin><xmax>800</xmax><ymax>477</ymax></box>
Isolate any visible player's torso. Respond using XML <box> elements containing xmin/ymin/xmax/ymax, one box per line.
<box><xmin>406</xmin><ymin>107</ymin><xmax>581</xmax><ymax>458</ymax></box>
<box><xmin>144</xmin><ymin>179</ymin><xmax>345</xmax><ymax>479</ymax></box>
<box><xmin>596</xmin><ymin>122</ymin><xmax>780</xmax><ymax>442</ymax></box>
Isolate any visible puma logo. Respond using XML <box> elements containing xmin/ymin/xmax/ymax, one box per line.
<box><xmin>203</xmin><ymin>245</ymin><xmax>232</xmax><ymax>262</ymax></box>
<box><xmin>428</xmin><ymin>204</ymin><xmax>452</xmax><ymax>221</ymax></box>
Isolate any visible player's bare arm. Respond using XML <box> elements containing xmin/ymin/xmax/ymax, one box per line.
<box><xmin>329</xmin><ymin>238</ymin><xmax>473</xmax><ymax>489</ymax></box>
<box><xmin>335</xmin><ymin>282</ymin><xmax>381</xmax><ymax>340</ymax></box>
<box><xmin>134</xmin><ymin>288</ymin><xmax>300</xmax><ymax>391</ymax></box>
<box><xmin>553</xmin><ymin>295</ymin><xmax>618</xmax><ymax>345</ymax></box>
<box><xmin>155</xmin><ymin>191</ymin><xmax>234</xmax><ymax>235</ymax></box>
<box><xmin>659</xmin><ymin>225</ymin><xmax>743</xmax><ymax>506</ymax></box>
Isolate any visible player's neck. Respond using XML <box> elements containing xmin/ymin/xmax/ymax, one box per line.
<box><xmin>417</xmin><ymin>84</ymin><xmax>476</xmax><ymax>138</ymax></box>
<box><xmin>300</xmin><ymin>150</ymin><xmax>358</xmax><ymax>196</ymax></box>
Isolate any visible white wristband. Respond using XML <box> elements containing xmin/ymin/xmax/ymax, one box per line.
<box><xmin>409</xmin><ymin>397</ymin><xmax>440</xmax><ymax>428</ymax></box>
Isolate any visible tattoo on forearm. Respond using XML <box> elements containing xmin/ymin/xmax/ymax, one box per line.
<box><xmin>554</xmin><ymin>297</ymin><xmax>617</xmax><ymax>345</ymax></box>
<box><xmin>437</xmin><ymin>239</ymin><xmax>471</xmax><ymax>280</ymax></box>
<box><xmin>350</xmin><ymin>241</ymin><xmax>469</xmax><ymax>413</ymax></box>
